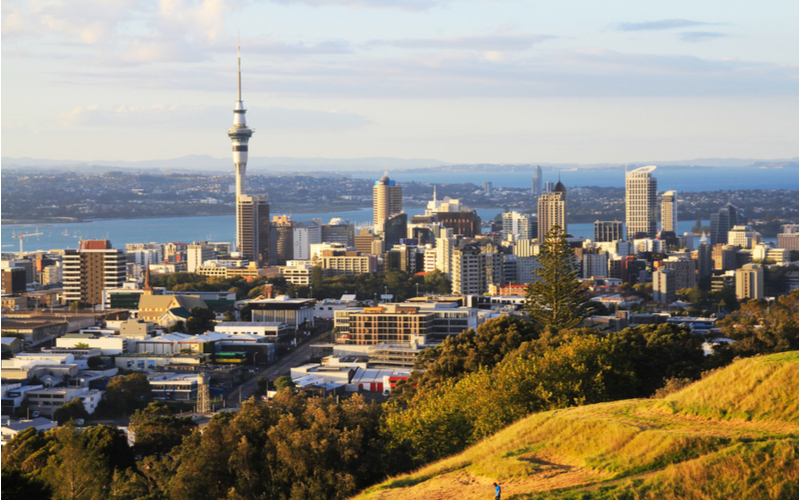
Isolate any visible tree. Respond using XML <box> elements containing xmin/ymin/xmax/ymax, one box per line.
<box><xmin>168</xmin><ymin>320</ymin><xmax>186</xmax><ymax>333</ymax></box>
<box><xmin>524</xmin><ymin>225</ymin><xmax>591</xmax><ymax>331</ymax></box>
<box><xmin>86</xmin><ymin>356</ymin><xmax>103</xmax><ymax>369</ymax></box>
<box><xmin>274</xmin><ymin>375</ymin><xmax>296</xmax><ymax>392</ymax></box>
<box><xmin>70</xmin><ymin>301</ymin><xmax>85</xmax><ymax>311</ymax></box>
<box><xmin>44</xmin><ymin>423</ymin><xmax>108</xmax><ymax>500</ymax></box>
<box><xmin>73</xmin><ymin>342</ymin><xmax>90</xmax><ymax>349</ymax></box>
<box><xmin>128</xmin><ymin>402</ymin><xmax>196</xmax><ymax>458</ymax></box>
<box><xmin>423</xmin><ymin>269</ymin><xmax>452</xmax><ymax>295</ymax></box>
<box><xmin>53</xmin><ymin>399</ymin><xmax>90</xmax><ymax>425</ymax></box>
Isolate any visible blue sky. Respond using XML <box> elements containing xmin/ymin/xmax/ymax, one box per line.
<box><xmin>2</xmin><ymin>0</ymin><xmax>797</xmax><ymax>164</ymax></box>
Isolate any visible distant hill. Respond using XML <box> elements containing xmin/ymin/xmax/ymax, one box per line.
<box><xmin>354</xmin><ymin>352</ymin><xmax>798</xmax><ymax>500</ymax></box>
<box><xmin>0</xmin><ymin>155</ymin><xmax>450</xmax><ymax>173</ymax></box>
<box><xmin>2</xmin><ymin>156</ymin><xmax>797</xmax><ymax>174</ymax></box>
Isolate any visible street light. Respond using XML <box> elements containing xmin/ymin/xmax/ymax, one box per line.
<box><xmin>384</xmin><ymin>286</ymin><xmax>388</xmax><ymax>303</ymax></box>
<box><xmin>416</xmin><ymin>283</ymin><xmax>420</xmax><ymax>297</ymax></box>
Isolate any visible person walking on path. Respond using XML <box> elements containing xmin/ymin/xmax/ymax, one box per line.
<box><xmin>494</xmin><ymin>483</ymin><xmax>501</xmax><ymax>500</ymax></box>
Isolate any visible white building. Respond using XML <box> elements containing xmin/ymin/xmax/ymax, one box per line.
<box><xmin>501</xmin><ymin>212</ymin><xmax>535</xmax><ymax>241</ymax></box>
<box><xmin>280</xmin><ymin>261</ymin><xmax>313</xmax><ymax>285</ymax></box>
<box><xmin>728</xmin><ymin>225</ymin><xmax>760</xmax><ymax>249</ymax></box>
<box><xmin>626</xmin><ymin>166</ymin><xmax>658</xmax><ymax>239</ymax></box>
<box><xmin>753</xmin><ymin>244</ymin><xmax>790</xmax><ymax>264</ymax></box>
<box><xmin>187</xmin><ymin>243</ymin><xmax>216</xmax><ymax>273</ymax></box>
<box><xmin>293</xmin><ymin>221</ymin><xmax>322</xmax><ymax>261</ymax></box>
<box><xmin>661</xmin><ymin>190</ymin><xmax>678</xmax><ymax>232</ymax></box>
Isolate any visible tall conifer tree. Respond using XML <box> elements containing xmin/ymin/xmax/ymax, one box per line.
<box><xmin>525</xmin><ymin>225</ymin><xmax>591</xmax><ymax>330</ymax></box>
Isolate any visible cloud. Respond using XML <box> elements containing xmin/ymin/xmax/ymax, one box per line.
<box><xmin>261</xmin><ymin>107</ymin><xmax>374</xmax><ymax>131</ymax></box>
<box><xmin>268</xmin><ymin>0</ymin><xmax>439</xmax><ymax>12</ymax></box>
<box><xmin>679</xmin><ymin>31</ymin><xmax>729</xmax><ymax>43</ymax></box>
<box><xmin>614</xmin><ymin>19</ymin><xmax>713</xmax><ymax>32</ymax></box>
<box><xmin>368</xmin><ymin>34</ymin><xmax>554</xmax><ymax>52</ymax></box>
<box><xmin>54</xmin><ymin>104</ymin><xmax>374</xmax><ymax>132</ymax></box>
<box><xmin>48</xmin><ymin>47</ymin><xmax>798</xmax><ymax>101</ymax></box>
<box><xmin>28</xmin><ymin>0</ymin><xmax>142</xmax><ymax>44</ymax></box>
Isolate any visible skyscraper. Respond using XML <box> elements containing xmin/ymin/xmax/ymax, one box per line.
<box><xmin>594</xmin><ymin>221</ymin><xmax>624</xmax><ymax>242</ymax></box>
<box><xmin>661</xmin><ymin>190</ymin><xmax>678</xmax><ymax>233</ymax></box>
<box><xmin>537</xmin><ymin>180</ymin><xmax>567</xmax><ymax>241</ymax></box>
<box><xmin>709</xmin><ymin>203</ymin><xmax>741</xmax><ymax>246</ymax></box>
<box><xmin>237</xmin><ymin>195</ymin><xmax>270</xmax><ymax>266</ymax></box>
<box><xmin>532</xmin><ymin>165</ymin><xmax>542</xmax><ymax>196</ymax></box>
<box><xmin>626</xmin><ymin>166</ymin><xmax>658</xmax><ymax>239</ymax></box>
<box><xmin>373</xmin><ymin>175</ymin><xmax>402</xmax><ymax>234</ymax></box>
<box><xmin>228</xmin><ymin>43</ymin><xmax>269</xmax><ymax>265</ymax></box>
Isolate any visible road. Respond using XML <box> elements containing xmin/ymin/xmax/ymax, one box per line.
<box><xmin>223</xmin><ymin>331</ymin><xmax>326</xmax><ymax>408</ymax></box>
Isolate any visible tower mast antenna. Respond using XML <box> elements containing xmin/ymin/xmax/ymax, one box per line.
<box><xmin>237</xmin><ymin>32</ymin><xmax>242</xmax><ymax>102</ymax></box>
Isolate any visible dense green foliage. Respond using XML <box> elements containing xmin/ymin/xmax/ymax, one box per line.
<box><xmin>95</xmin><ymin>373</ymin><xmax>151</xmax><ymax>417</ymax></box>
<box><xmin>52</xmin><ymin>399</ymin><xmax>90</xmax><ymax>425</ymax></box>
<box><xmin>712</xmin><ymin>290</ymin><xmax>799</xmax><ymax>362</ymax></box>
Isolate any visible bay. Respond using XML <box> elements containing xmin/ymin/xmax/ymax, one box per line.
<box><xmin>5</xmin><ymin>210</ymin><xmax>738</xmax><ymax>253</ymax></box>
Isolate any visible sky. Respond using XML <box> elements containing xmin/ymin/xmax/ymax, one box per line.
<box><xmin>2</xmin><ymin>0</ymin><xmax>798</xmax><ymax>165</ymax></box>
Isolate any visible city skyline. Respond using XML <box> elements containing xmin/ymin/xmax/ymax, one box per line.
<box><xmin>2</xmin><ymin>0</ymin><xmax>797</xmax><ymax>164</ymax></box>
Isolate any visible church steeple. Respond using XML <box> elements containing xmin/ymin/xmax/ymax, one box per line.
<box><xmin>142</xmin><ymin>265</ymin><xmax>153</xmax><ymax>295</ymax></box>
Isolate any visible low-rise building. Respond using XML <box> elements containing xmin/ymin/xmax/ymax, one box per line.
<box><xmin>249</xmin><ymin>297</ymin><xmax>316</xmax><ymax>327</ymax></box>
<box><xmin>148</xmin><ymin>373</ymin><xmax>198</xmax><ymax>401</ymax></box>
<box><xmin>214</xmin><ymin>322</ymin><xmax>291</xmax><ymax>340</ymax></box>
<box><xmin>25</xmin><ymin>387</ymin><xmax>103</xmax><ymax>417</ymax></box>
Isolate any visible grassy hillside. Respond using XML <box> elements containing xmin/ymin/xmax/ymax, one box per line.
<box><xmin>355</xmin><ymin>352</ymin><xmax>798</xmax><ymax>500</ymax></box>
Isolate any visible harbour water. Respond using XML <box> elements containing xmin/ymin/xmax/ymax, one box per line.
<box><xmin>2</xmin><ymin>210</ymin><xmax>721</xmax><ymax>252</ymax></box>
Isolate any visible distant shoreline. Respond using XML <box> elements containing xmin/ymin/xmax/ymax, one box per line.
<box><xmin>1</xmin><ymin>206</ymin><xmax>372</xmax><ymax>226</ymax></box>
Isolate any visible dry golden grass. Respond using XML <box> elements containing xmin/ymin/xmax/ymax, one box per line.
<box><xmin>353</xmin><ymin>352</ymin><xmax>798</xmax><ymax>500</ymax></box>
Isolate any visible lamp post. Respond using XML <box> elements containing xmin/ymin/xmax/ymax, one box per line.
<box><xmin>416</xmin><ymin>283</ymin><xmax>420</xmax><ymax>297</ymax></box>
<box><xmin>384</xmin><ymin>286</ymin><xmax>388</xmax><ymax>303</ymax></box>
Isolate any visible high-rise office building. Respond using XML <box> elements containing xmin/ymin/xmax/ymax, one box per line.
<box><xmin>384</xmin><ymin>213</ymin><xmax>408</xmax><ymax>248</ymax></box>
<box><xmin>626</xmin><ymin>166</ymin><xmax>658</xmax><ymax>240</ymax></box>
<box><xmin>735</xmin><ymin>264</ymin><xmax>764</xmax><ymax>300</ymax></box>
<box><xmin>544</xmin><ymin>180</ymin><xmax>554</xmax><ymax>193</ymax></box>
<box><xmin>237</xmin><ymin>195</ymin><xmax>270</xmax><ymax>266</ymax></box>
<box><xmin>272</xmin><ymin>215</ymin><xmax>294</xmax><ymax>266</ymax></box>
<box><xmin>659</xmin><ymin>256</ymin><xmax>696</xmax><ymax>290</ymax></box>
<box><xmin>653</xmin><ymin>269</ymin><xmax>676</xmax><ymax>304</ymax></box>
<box><xmin>532</xmin><ymin>165</ymin><xmax>542</xmax><ymax>196</ymax></box>
<box><xmin>373</xmin><ymin>175</ymin><xmax>402</xmax><ymax>234</ymax></box>
<box><xmin>63</xmin><ymin>240</ymin><xmax>127</xmax><ymax>306</ymax></box>
<box><xmin>436</xmin><ymin>211</ymin><xmax>481</xmax><ymax>238</ymax></box>
<box><xmin>1</xmin><ymin>268</ymin><xmax>26</xmax><ymax>295</ymax></box>
<box><xmin>709</xmin><ymin>203</ymin><xmax>741</xmax><ymax>246</ymax></box>
<box><xmin>537</xmin><ymin>181</ymin><xmax>567</xmax><ymax>241</ymax></box>
<box><xmin>228</xmin><ymin>44</ymin><xmax>269</xmax><ymax>266</ymax></box>
<box><xmin>501</xmin><ymin>212</ymin><xmax>535</xmax><ymax>240</ymax></box>
<box><xmin>321</xmin><ymin>218</ymin><xmax>355</xmax><ymax>247</ymax></box>
<box><xmin>694</xmin><ymin>234</ymin><xmax>713</xmax><ymax>280</ymax></box>
<box><xmin>661</xmin><ymin>190</ymin><xmax>677</xmax><ymax>233</ymax></box>
<box><xmin>594</xmin><ymin>221</ymin><xmax>624</xmax><ymax>242</ymax></box>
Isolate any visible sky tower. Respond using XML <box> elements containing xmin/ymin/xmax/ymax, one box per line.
<box><xmin>228</xmin><ymin>42</ymin><xmax>253</xmax><ymax>198</ymax></box>
<box><xmin>227</xmin><ymin>42</ymin><xmax>270</xmax><ymax>265</ymax></box>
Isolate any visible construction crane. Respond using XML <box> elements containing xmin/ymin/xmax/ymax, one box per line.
<box><xmin>10</xmin><ymin>229</ymin><xmax>44</xmax><ymax>256</ymax></box>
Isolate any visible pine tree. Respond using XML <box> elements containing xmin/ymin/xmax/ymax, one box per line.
<box><xmin>525</xmin><ymin>225</ymin><xmax>591</xmax><ymax>331</ymax></box>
